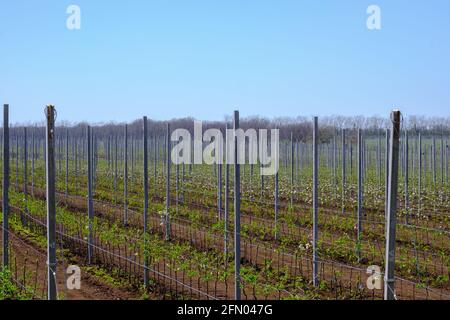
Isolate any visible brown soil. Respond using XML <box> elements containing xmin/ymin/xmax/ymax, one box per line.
<box><xmin>7</xmin><ymin>186</ymin><xmax>449</xmax><ymax>300</ymax></box>
<box><xmin>0</xmin><ymin>225</ymin><xmax>142</xmax><ymax>300</ymax></box>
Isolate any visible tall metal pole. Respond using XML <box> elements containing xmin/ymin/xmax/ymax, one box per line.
<box><xmin>432</xmin><ymin>136</ymin><xmax>436</xmax><ymax>187</ymax></box>
<box><xmin>357</xmin><ymin>128</ymin><xmax>363</xmax><ymax>262</ymax></box>
<box><xmin>92</xmin><ymin>131</ymin><xmax>96</xmax><ymax>194</ymax></box>
<box><xmin>418</xmin><ymin>132</ymin><xmax>422</xmax><ymax>215</ymax></box>
<box><xmin>350</xmin><ymin>143</ymin><xmax>353</xmax><ymax>178</ymax></box>
<box><xmin>341</xmin><ymin>129</ymin><xmax>346</xmax><ymax>214</ymax></box>
<box><xmin>385</xmin><ymin>129</ymin><xmax>390</xmax><ymax>215</ymax></box>
<box><xmin>446</xmin><ymin>140</ymin><xmax>449</xmax><ymax>186</ymax></box>
<box><xmin>31</xmin><ymin>128</ymin><xmax>35</xmax><ymax>197</ymax></box>
<box><xmin>45</xmin><ymin>105</ymin><xmax>57</xmax><ymax>300</ymax></box>
<box><xmin>74</xmin><ymin>138</ymin><xmax>78</xmax><ymax>192</ymax></box>
<box><xmin>154</xmin><ymin>135</ymin><xmax>157</xmax><ymax>197</ymax></box>
<box><xmin>333</xmin><ymin>134</ymin><xmax>337</xmax><ymax>200</ymax></box>
<box><xmin>165</xmin><ymin>123</ymin><xmax>171</xmax><ymax>241</ymax></box>
<box><xmin>440</xmin><ymin>136</ymin><xmax>444</xmax><ymax>186</ymax></box>
<box><xmin>87</xmin><ymin>126</ymin><xmax>94</xmax><ymax>265</ymax></box>
<box><xmin>218</xmin><ymin>161</ymin><xmax>223</xmax><ymax>220</ymax></box>
<box><xmin>296</xmin><ymin>141</ymin><xmax>299</xmax><ymax>185</ymax></box>
<box><xmin>274</xmin><ymin>166</ymin><xmax>279</xmax><ymax>241</ymax></box>
<box><xmin>124</xmin><ymin>125</ymin><xmax>128</xmax><ymax>226</ymax></box>
<box><xmin>378</xmin><ymin>131</ymin><xmax>382</xmax><ymax>185</ymax></box>
<box><xmin>143</xmin><ymin>116</ymin><xmax>149</xmax><ymax>287</ymax></box>
<box><xmin>233</xmin><ymin>110</ymin><xmax>241</xmax><ymax>300</ymax></box>
<box><xmin>65</xmin><ymin>129</ymin><xmax>69</xmax><ymax>196</ymax></box>
<box><xmin>2</xmin><ymin>104</ymin><xmax>10</xmax><ymax>269</ymax></box>
<box><xmin>23</xmin><ymin>127</ymin><xmax>28</xmax><ymax>216</ymax></box>
<box><xmin>176</xmin><ymin>133</ymin><xmax>180</xmax><ymax>212</ymax></box>
<box><xmin>290</xmin><ymin>132</ymin><xmax>294</xmax><ymax>208</ymax></box>
<box><xmin>260</xmin><ymin>163</ymin><xmax>264</xmax><ymax>199</ymax></box>
<box><xmin>15</xmin><ymin>136</ymin><xmax>18</xmax><ymax>192</ymax></box>
<box><xmin>384</xmin><ymin>110</ymin><xmax>401</xmax><ymax>301</ymax></box>
<box><xmin>131</xmin><ymin>137</ymin><xmax>135</xmax><ymax>183</ymax></box>
<box><xmin>114</xmin><ymin>135</ymin><xmax>118</xmax><ymax>204</ymax></box>
<box><xmin>312</xmin><ymin>117</ymin><xmax>319</xmax><ymax>287</ymax></box>
<box><xmin>404</xmin><ymin>131</ymin><xmax>409</xmax><ymax>224</ymax></box>
<box><xmin>224</xmin><ymin>125</ymin><xmax>230</xmax><ymax>261</ymax></box>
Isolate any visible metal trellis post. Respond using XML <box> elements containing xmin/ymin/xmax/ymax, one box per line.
<box><xmin>45</xmin><ymin>105</ymin><xmax>57</xmax><ymax>300</ymax></box>
<box><xmin>143</xmin><ymin>116</ymin><xmax>149</xmax><ymax>286</ymax></box>
<box><xmin>384</xmin><ymin>110</ymin><xmax>401</xmax><ymax>301</ymax></box>
<box><xmin>87</xmin><ymin>126</ymin><xmax>94</xmax><ymax>265</ymax></box>
<box><xmin>124</xmin><ymin>125</ymin><xmax>128</xmax><ymax>226</ymax></box>
<box><xmin>341</xmin><ymin>128</ymin><xmax>346</xmax><ymax>214</ymax></box>
<box><xmin>165</xmin><ymin>123</ymin><xmax>171</xmax><ymax>241</ymax></box>
<box><xmin>357</xmin><ymin>128</ymin><xmax>363</xmax><ymax>262</ymax></box>
<box><xmin>2</xmin><ymin>104</ymin><xmax>10</xmax><ymax>269</ymax></box>
<box><xmin>234</xmin><ymin>111</ymin><xmax>241</xmax><ymax>300</ymax></box>
<box><xmin>312</xmin><ymin>116</ymin><xmax>319</xmax><ymax>287</ymax></box>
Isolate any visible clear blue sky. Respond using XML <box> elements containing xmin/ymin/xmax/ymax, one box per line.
<box><xmin>1</xmin><ymin>1</ymin><xmax>449</xmax><ymax>124</ymax></box>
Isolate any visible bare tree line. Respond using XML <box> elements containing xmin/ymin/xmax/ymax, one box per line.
<box><xmin>5</xmin><ymin>114</ymin><xmax>450</xmax><ymax>142</ymax></box>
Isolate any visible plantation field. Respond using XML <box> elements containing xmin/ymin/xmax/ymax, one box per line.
<box><xmin>0</xmin><ymin>122</ymin><xmax>449</xmax><ymax>300</ymax></box>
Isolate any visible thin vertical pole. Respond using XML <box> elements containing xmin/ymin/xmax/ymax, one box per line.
<box><xmin>432</xmin><ymin>136</ymin><xmax>436</xmax><ymax>187</ymax></box>
<box><xmin>413</xmin><ymin>135</ymin><xmax>416</xmax><ymax>182</ymax></box>
<box><xmin>23</xmin><ymin>127</ymin><xmax>28</xmax><ymax>215</ymax></box>
<box><xmin>45</xmin><ymin>105</ymin><xmax>57</xmax><ymax>300</ymax></box>
<box><xmin>418</xmin><ymin>132</ymin><xmax>422</xmax><ymax>215</ymax></box>
<box><xmin>357</xmin><ymin>128</ymin><xmax>363</xmax><ymax>262</ymax></box>
<box><xmin>218</xmin><ymin>161</ymin><xmax>223</xmax><ymax>220</ymax></box>
<box><xmin>350</xmin><ymin>143</ymin><xmax>353</xmax><ymax>178</ymax></box>
<box><xmin>404</xmin><ymin>131</ymin><xmax>409</xmax><ymax>224</ymax></box>
<box><xmin>333</xmin><ymin>134</ymin><xmax>337</xmax><ymax>200</ymax></box>
<box><xmin>58</xmin><ymin>133</ymin><xmax>62</xmax><ymax>176</ymax></box>
<box><xmin>87</xmin><ymin>126</ymin><xmax>94</xmax><ymax>265</ymax></box>
<box><xmin>74</xmin><ymin>139</ymin><xmax>78</xmax><ymax>192</ymax></box>
<box><xmin>274</xmin><ymin>166</ymin><xmax>279</xmax><ymax>241</ymax></box>
<box><xmin>124</xmin><ymin>125</ymin><xmax>128</xmax><ymax>226</ymax></box>
<box><xmin>15</xmin><ymin>136</ymin><xmax>18</xmax><ymax>192</ymax></box>
<box><xmin>233</xmin><ymin>111</ymin><xmax>241</xmax><ymax>300</ymax></box>
<box><xmin>224</xmin><ymin>125</ymin><xmax>230</xmax><ymax>261</ymax></box>
<box><xmin>377</xmin><ymin>131</ymin><xmax>381</xmax><ymax>185</ymax></box>
<box><xmin>296</xmin><ymin>141</ymin><xmax>300</xmax><ymax>185</ymax></box>
<box><xmin>2</xmin><ymin>104</ymin><xmax>10</xmax><ymax>269</ymax></box>
<box><xmin>65</xmin><ymin>129</ymin><xmax>69</xmax><ymax>196</ymax></box>
<box><xmin>384</xmin><ymin>110</ymin><xmax>401</xmax><ymax>301</ymax></box>
<box><xmin>114</xmin><ymin>135</ymin><xmax>118</xmax><ymax>204</ymax></box>
<box><xmin>176</xmin><ymin>132</ymin><xmax>180</xmax><ymax>213</ymax></box>
<box><xmin>143</xmin><ymin>116</ymin><xmax>149</xmax><ymax>287</ymax></box>
<box><xmin>31</xmin><ymin>128</ymin><xmax>35</xmax><ymax>197</ymax></box>
<box><xmin>91</xmin><ymin>133</ymin><xmax>95</xmax><ymax>191</ymax></box>
<box><xmin>312</xmin><ymin>117</ymin><xmax>319</xmax><ymax>287</ymax></box>
<box><xmin>181</xmin><ymin>162</ymin><xmax>185</xmax><ymax>202</ymax></box>
<box><xmin>440</xmin><ymin>136</ymin><xmax>444</xmax><ymax>186</ymax></box>
<box><xmin>165</xmin><ymin>123</ymin><xmax>171</xmax><ymax>241</ymax></box>
<box><xmin>131</xmin><ymin>137</ymin><xmax>134</xmax><ymax>183</ymax></box>
<box><xmin>341</xmin><ymin>129</ymin><xmax>346</xmax><ymax>214</ymax></box>
<box><xmin>260</xmin><ymin>163</ymin><xmax>264</xmax><ymax>199</ymax></box>
<box><xmin>290</xmin><ymin>132</ymin><xmax>294</xmax><ymax>208</ymax></box>
<box><xmin>154</xmin><ymin>135</ymin><xmax>157</xmax><ymax>197</ymax></box>
<box><xmin>446</xmin><ymin>140</ymin><xmax>449</xmax><ymax>185</ymax></box>
<box><xmin>385</xmin><ymin>129</ymin><xmax>390</xmax><ymax>215</ymax></box>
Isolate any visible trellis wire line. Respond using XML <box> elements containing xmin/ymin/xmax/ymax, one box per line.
<box><xmin>5</xmin><ymin>208</ymin><xmax>219</xmax><ymax>300</ymax></box>
<box><xmin>6</xmin><ymin>189</ymin><xmax>444</xmax><ymax>274</ymax></box>
<box><xmin>10</xmin><ymin>202</ymin><xmax>447</xmax><ymax>301</ymax></box>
